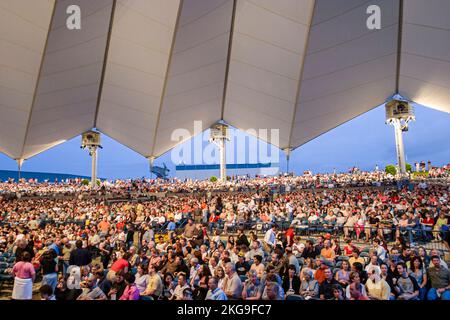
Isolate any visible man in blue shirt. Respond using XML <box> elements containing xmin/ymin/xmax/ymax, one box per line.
<box><xmin>49</xmin><ymin>238</ymin><xmax>62</xmax><ymax>256</ymax></box>
<box><xmin>167</xmin><ymin>218</ymin><xmax>176</xmax><ymax>241</ymax></box>
<box><xmin>206</xmin><ymin>277</ymin><xmax>227</xmax><ymax>300</ymax></box>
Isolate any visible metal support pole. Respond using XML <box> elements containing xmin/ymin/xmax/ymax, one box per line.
<box><xmin>149</xmin><ymin>157</ymin><xmax>155</xmax><ymax>179</ymax></box>
<box><xmin>282</xmin><ymin>148</ymin><xmax>291</xmax><ymax>174</ymax></box>
<box><xmin>17</xmin><ymin>159</ymin><xmax>24</xmax><ymax>181</ymax></box>
<box><xmin>283</xmin><ymin>148</ymin><xmax>291</xmax><ymax>174</ymax></box>
<box><xmin>392</xmin><ymin>119</ymin><xmax>406</xmax><ymax>175</ymax></box>
<box><xmin>90</xmin><ymin>146</ymin><xmax>98</xmax><ymax>188</ymax></box>
<box><xmin>219</xmin><ymin>138</ymin><xmax>226</xmax><ymax>182</ymax></box>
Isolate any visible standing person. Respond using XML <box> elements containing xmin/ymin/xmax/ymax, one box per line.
<box><xmin>427</xmin><ymin>255</ymin><xmax>450</xmax><ymax>300</ymax></box>
<box><xmin>107</xmin><ymin>252</ymin><xmax>130</xmax><ymax>282</ymax></box>
<box><xmin>285</xmin><ymin>224</ymin><xmax>295</xmax><ymax>248</ymax></box>
<box><xmin>236</xmin><ymin>228</ymin><xmax>249</xmax><ymax>247</ymax></box>
<box><xmin>60</xmin><ymin>239</ymin><xmax>73</xmax><ymax>276</ymax></box>
<box><xmin>40</xmin><ymin>249</ymin><xmax>58</xmax><ymax>293</ymax></box>
<box><xmin>263</xmin><ymin>225</ymin><xmax>277</xmax><ymax>252</ymax></box>
<box><xmin>167</xmin><ymin>218</ymin><xmax>176</xmax><ymax>241</ymax></box>
<box><xmin>98</xmin><ymin>238</ymin><xmax>112</xmax><ymax>269</ymax></box>
<box><xmin>11</xmin><ymin>252</ymin><xmax>36</xmax><ymax>300</ymax></box>
<box><xmin>69</xmin><ymin>240</ymin><xmax>92</xmax><ymax>267</ymax></box>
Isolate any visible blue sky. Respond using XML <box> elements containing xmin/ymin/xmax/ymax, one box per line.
<box><xmin>0</xmin><ymin>104</ymin><xmax>449</xmax><ymax>180</ymax></box>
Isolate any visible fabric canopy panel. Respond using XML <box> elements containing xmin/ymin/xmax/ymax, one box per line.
<box><xmin>399</xmin><ymin>0</ymin><xmax>450</xmax><ymax>114</ymax></box>
<box><xmin>1</xmin><ymin>0</ymin><xmax>450</xmax><ymax>162</ymax></box>
<box><xmin>224</xmin><ymin>0</ymin><xmax>315</xmax><ymax>149</ymax></box>
<box><xmin>22</xmin><ymin>0</ymin><xmax>114</xmax><ymax>159</ymax></box>
<box><xmin>290</xmin><ymin>0</ymin><xmax>399</xmax><ymax>148</ymax></box>
<box><xmin>96</xmin><ymin>0</ymin><xmax>181</xmax><ymax>157</ymax></box>
<box><xmin>0</xmin><ymin>0</ymin><xmax>55</xmax><ymax>159</ymax></box>
<box><xmin>152</xmin><ymin>0</ymin><xmax>233</xmax><ymax>157</ymax></box>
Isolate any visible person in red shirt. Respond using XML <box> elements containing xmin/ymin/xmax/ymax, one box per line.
<box><xmin>420</xmin><ymin>212</ymin><xmax>434</xmax><ymax>241</ymax></box>
<box><xmin>343</xmin><ymin>239</ymin><xmax>358</xmax><ymax>256</ymax></box>
<box><xmin>285</xmin><ymin>224</ymin><xmax>295</xmax><ymax>247</ymax></box>
<box><xmin>107</xmin><ymin>252</ymin><xmax>130</xmax><ymax>282</ymax></box>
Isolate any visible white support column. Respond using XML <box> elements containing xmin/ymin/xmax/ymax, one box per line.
<box><xmin>283</xmin><ymin>148</ymin><xmax>291</xmax><ymax>173</ymax></box>
<box><xmin>148</xmin><ymin>156</ymin><xmax>155</xmax><ymax>179</ymax></box>
<box><xmin>210</xmin><ymin>123</ymin><xmax>229</xmax><ymax>182</ymax></box>
<box><xmin>392</xmin><ymin>118</ymin><xmax>406</xmax><ymax>175</ymax></box>
<box><xmin>219</xmin><ymin>137</ymin><xmax>226</xmax><ymax>182</ymax></box>
<box><xmin>89</xmin><ymin>146</ymin><xmax>98</xmax><ymax>188</ymax></box>
<box><xmin>385</xmin><ymin>97</ymin><xmax>414</xmax><ymax>177</ymax></box>
<box><xmin>81</xmin><ymin>131</ymin><xmax>102</xmax><ymax>189</ymax></box>
<box><xmin>17</xmin><ymin>159</ymin><xmax>24</xmax><ymax>181</ymax></box>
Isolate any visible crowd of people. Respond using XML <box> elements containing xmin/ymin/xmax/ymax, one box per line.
<box><xmin>0</xmin><ymin>171</ymin><xmax>449</xmax><ymax>301</ymax></box>
<box><xmin>0</xmin><ymin>170</ymin><xmax>427</xmax><ymax>199</ymax></box>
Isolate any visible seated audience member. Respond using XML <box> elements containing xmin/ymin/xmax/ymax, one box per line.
<box><xmin>346</xmin><ymin>271</ymin><xmax>369</xmax><ymax>300</ymax></box>
<box><xmin>394</xmin><ymin>262</ymin><xmax>420</xmax><ymax>300</ymax></box>
<box><xmin>264</xmin><ymin>282</ymin><xmax>282</xmax><ymax>301</ymax></box>
<box><xmin>77</xmin><ymin>275</ymin><xmax>107</xmax><ymax>300</ymax></box>
<box><xmin>119</xmin><ymin>273</ymin><xmax>140</xmax><ymax>300</ymax></box>
<box><xmin>427</xmin><ymin>255</ymin><xmax>450</xmax><ymax>301</ymax></box>
<box><xmin>352</xmin><ymin>262</ymin><xmax>368</xmax><ymax>284</ymax></box>
<box><xmin>170</xmin><ymin>273</ymin><xmax>190</xmax><ymax>300</ymax></box>
<box><xmin>366</xmin><ymin>267</ymin><xmax>391</xmax><ymax>300</ymax></box>
<box><xmin>335</xmin><ymin>260</ymin><xmax>350</xmax><ymax>288</ymax></box>
<box><xmin>206</xmin><ymin>277</ymin><xmax>227</xmax><ymax>300</ymax></box>
<box><xmin>349</xmin><ymin>249</ymin><xmax>365</xmax><ymax>267</ymax></box>
<box><xmin>282</xmin><ymin>264</ymin><xmax>301</xmax><ymax>297</ymax></box>
<box><xmin>408</xmin><ymin>256</ymin><xmax>428</xmax><ymax>301</ymax></box>
<box><xmin>319</xmin><ymin>268</ymin><xmax>342</xmax><ymax>300</ymax></box>
<box><xmin>299</xmin><ymin>268</ymin><xmax>319</xmax><ymax>300</ymax></box>
<box><xmin>39</xmin><ymin>284</ymin><xmax>56</xmax><ymax>300</ymax></box>
<box><xmin>242</xmin><ymin>270</ymin><xmax>263</xmax><ymax>300</ymax></box>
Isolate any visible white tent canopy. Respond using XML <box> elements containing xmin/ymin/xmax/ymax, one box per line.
<box><xmin>1</xmin><ymin>0</ymin><xmax>449</xmax><ymax>161</ymax></box>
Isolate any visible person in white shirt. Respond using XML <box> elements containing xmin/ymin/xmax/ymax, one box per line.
<box><xmin>365</xmin><ymin>255</ymin><xmax>381</xmax><ymax>275</ymax></box>
<box><xmin>373</xmin><ymin>239</ymin><xmax>387</xmax><ymax>261</ymax></box>
<box><xmin>263</xmin><ymin>225</ymin><xmax>277</xmax><ymax>252</ymax></box>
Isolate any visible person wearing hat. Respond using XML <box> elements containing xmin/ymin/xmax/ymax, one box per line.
<box><xmin>235</xmin><ymin>251</ymin><xmax>250</xmax><ymax>276</ymax></box>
